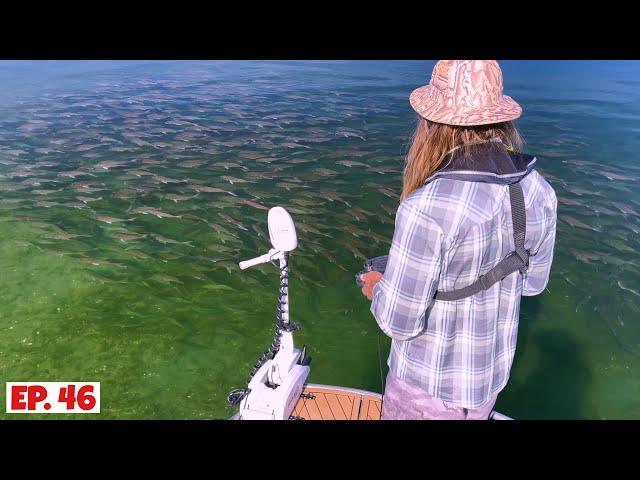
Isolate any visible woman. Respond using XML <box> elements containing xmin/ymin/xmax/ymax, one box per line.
<box><xmin>361</xmin><ymin>60</ymin><xmax>557</xmax><ymax>420</ymax></box>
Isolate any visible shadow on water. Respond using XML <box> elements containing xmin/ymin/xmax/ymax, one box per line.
<box><xmin>495</xmin><ymin>295</ymin><xmax>592</xmax><ymax>420</ymax></box>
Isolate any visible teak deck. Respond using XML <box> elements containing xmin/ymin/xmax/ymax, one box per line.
<box><xmin>292</xmin><ymin>384</ymin><xmax>382</xmax><ymax>420</ymax></box>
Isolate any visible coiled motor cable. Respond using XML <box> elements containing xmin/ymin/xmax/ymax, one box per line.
<box><xmin>227</xmin><ymin>253</ymin><xmax>299</xmax><ymax>406</ymax></box>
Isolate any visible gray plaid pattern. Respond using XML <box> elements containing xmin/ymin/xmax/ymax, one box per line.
<box><xmin>371</xmin><ymin>170</ymin><xmax>557</xmax><ymax>408</ymax></box>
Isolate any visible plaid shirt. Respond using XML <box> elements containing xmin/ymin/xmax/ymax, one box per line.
<box><xmin>371</xmin><ymin>166</ymin><xmax>557</xmax><ymax>409</ymax></box>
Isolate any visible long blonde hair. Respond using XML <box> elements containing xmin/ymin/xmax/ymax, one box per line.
<box><xmin>401</xmin><ymin>119</ymin><xmax>524</xmax><ymax>201</ymax></box>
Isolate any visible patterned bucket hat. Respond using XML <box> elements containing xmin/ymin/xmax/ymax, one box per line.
<box><xmin>409</xmin><ymin>60</ymin><xmax>522</xmax><ymax>126</ymax></box>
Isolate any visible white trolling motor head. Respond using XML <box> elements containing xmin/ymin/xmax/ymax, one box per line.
<box><xmin>238</xmin><ymin>206</ymin><xmax>298</xmax><ymax>271</ymax></box>
<box><xmin>268</xmin><ymin>206</ymin><xmax>297</xmax><ymax>252</ymax></box>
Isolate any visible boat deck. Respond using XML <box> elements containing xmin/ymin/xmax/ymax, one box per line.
<box><xmin>292</xmin><ymin>384</ymin><xmax>382</xmax><ymax>420</ymax></box>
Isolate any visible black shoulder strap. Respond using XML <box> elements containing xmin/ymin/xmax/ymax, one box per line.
<box><xmin>434</xmin><ymin>182</ymin><xmax>530</xmax><ymax>302</ymax></box>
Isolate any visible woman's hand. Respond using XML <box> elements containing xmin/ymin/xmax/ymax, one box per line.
<box><xmin>360</xmin><ymin>271</ymin><xmax>383</xmax><ymax>301</ymax></box>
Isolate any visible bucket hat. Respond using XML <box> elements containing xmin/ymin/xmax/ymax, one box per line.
<box><xmin>409</xmin><ymin>60</ymin><xmax>522</xmax><ymax>126</ymax></box>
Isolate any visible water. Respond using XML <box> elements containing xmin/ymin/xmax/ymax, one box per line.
<box><xmin>0</xmin><ymin>60</ymin><xmax>638</xmax><ymax>419</ymax></box>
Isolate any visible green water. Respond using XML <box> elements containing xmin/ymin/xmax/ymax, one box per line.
<box><xmin>0</xmin><ymin>61</ymin><xmax>638</xmax><ymax>419</ymax></box>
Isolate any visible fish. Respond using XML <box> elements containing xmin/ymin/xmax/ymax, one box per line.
<box><xmin>336</xmin><ymin>128</ymin><xmax>366</xmax><ymax>141</ymax></box>
<box><xmin>123</xmin><ymin>249</ymin><xmax>153</xmax><ymax>260</ymax></box>
<box><xmin>151</xmin><ymin>274</ymin><xmax>184</xmax><ymax>285</ymax></box>
<box><xmin>36</xmin><ymin>201</ymin><xmax>63</xmax><ymax>208</ymax></box>
<box><xmin>245</xmin><ymin>171</ymin><xmax>288</xmax><ymax>180</ymax></box>
<box><xmin>323</xmin><ymin>192</ymin><xmax>351</xmax><ymax>206</ymax></box>
<box><xmin>313</xmin><ymin>168</ymin><xmax>338</xmax><ymax>176</ymax></box>
<box><xmin>194</xmin><ymin>186</ymin><xmax>237</xmax><ymax>196</ymax></box>
<box><xmin>202</xmin><ymin>283</ymin><xmax>235</xmax><ymax>292</ymax></box>
<box><xmin>605</xmin><ymin>239</ymin><xmax>636</xmax><ymax>254</ymax></box>
<box><xmin>93</xmin><ymin>160</ymin><xmax>133</xmax><ymax>170</ymax></box>
<box><xmin>179</xmin><ymin>213</ymin><xmax>207</xmax><ymax>223</ymax></box>
<box><xmin>218</xmin><ymin>212</ymin><xmax>249</xmax><ymax>231</ymax></box>
<box><xmin>57</xmin><ymin>170</ymin><xmax>96</xmax><ymax>179</ymax></box>
<box><xmin>240</xmin><ymin>189</ymin><xmax>266</xmax><ymax>200</ymax></box>
<box><xmin>561</xmin><ymin>215</ymin><xmax>601</xmax><ymax>232</ymax></box>
<box><xmin>276</xmin><ymin>182</ymin><xmax>307</xmax><ymax>190</ymax></box>
<box><xmin>612</xmin><ymin>202</ymin><xmax>639</xmax><ymax>217</ymax></box>
<box><xmin>575</xmin><ymin>295</ymin><xmax>592</xmax><ymax>313</ymax></box>
<box><xmin>151</xmin><ymin>234</ymin><xmax>194</xmax><ymax>246</ymax></box>
<box><xmin>336</xmin><ymin>160</ymin><xmax>368</xmax><ymax>168</ymax></box>
<box><xmin>213</xmin><ymin>162</ymin><xmax>243</xmax><ymax>170</ymax></box>
<box><xmin>291</xmin><ymin>198</ymin><xmax>317</xmax><ymax>207</ymax></box>
<box><xmin>22</xmin><ymin>178</ymin><xmax>51</xmax><ymax>186</ymax></box>
<box><xmin>4</xmin><ymin>148</ymin><xmax>27</xmax><ymax>156</ymax></box>
<box><xmin>177</xmin><ymin>160</ymin><xmax>207</xmax><ymax>168</ymax></box>
<box><xmin>241</xmin><ymin>199</ymin><xmax>268</xmax><ymax>210</ymax></box>
<box><xmin>369</xmin><ymin>231</ymin><xmax>391</xmax><ymax>244</ymax></box>
<box><xmin>591</xmin><ymin>204</ymin><xmax>622</xmax><ymax>217</ymax></box>
<box><xmin>296</xmin><ymin>223</ymin><xmax>331</xmax><ymax>237</ymax></box>
<box><xmin>572</xmin><ymin>250</ymin><xmax>601</xmax><ymax>264</ymax></box>
<box><xmin>78</xmin><ymin>257</ymin><xmax>125</xmax><ymax>268</ymax></box>
<box><xmin>341</xmin><ymin>225</ymin><xmax>367</xmax><ymax>237</ymax></box>
<box><xmin>557</xmin><ymin>196</ymin><xmax>584</xmax><ymax>207</ymax></box>
<box><xmin>127</xmin><ymin>169</ymin><xmax>154</xmax><ymax>177</ymax></box>
<box><xmin>77</xmin><ymin>196</ymin><xmax>103</xmax><ymax>204</ymax></box>
<box><xmin>281</xmin><ymin>142</ymin><xmax>310</xmax><ymax>149</ymax></box>
<box><xmin>44</xmin><ymin>230</ymin><xmax>88</xmax><ymax>240</ymax></box>
<box><xmin>71</xmin><ymin>180</ymin><xmax>108</xmax><ymax>191</ymax></box>
<box><xmin>287</xmin><ymin>158</ymin><xmax>314</xmax><ymax>165</ymax></box>
<box><xmin>152</xmin><ymin>175</ymin><xmax>187</xmax><ymax>184</ymax></box>
<box><xmin>567</xmin><ymin>187</ymin><xmax>600</xmax><ymax>197</ymax></box>
<box><xmin>210</xmin><ymin>259</ymin><xmax>239</xmax><ymax>274</ymax></box>
<box><xmin>164</xmin><ymin>193</ymin><xmax>199</xmax><ymax>202</ymax></box>
<box><xmin>221</xmin><ymin>176</ymin><xmax>254</xmax><ymax>185</ymax></box>
<box><xmin>286</xmin><ymin>206</ymin><xmax>320</xmax><ymax>215</ymax></box>
<box><xmin>623</xmin><ymin>223</ymin><xmax>640</xmax><ymax>235</ymax></box>
<box><xmin>109</xmin><ymin>231</ymin><xmax>148</xmax><ymax>242</ymax></box>
<box><xmin>205</xmin><ymin>242</ymin><xmax>236</xmax><ymax>253</ymax></box>
<box><xmin>352</xmin><ymin>206</ymin><xmax>374</xmax><ymax>220</ymax></box>
<box><xmin>564</xmin><ymin>159</ymin><xmax>598</xmax><ymax>168</ymax></box>
<box><xmin>368</xmin><ymin>166</ymin><xmax>400</xmax><ymax>175</ymax></box>
<box><xmin>618</xmin><ymin>281</ymin><xmax>640</xmax><ymax>299</ymax></box>
<box><xmin>113</xmin><ymin>189</ymin><xmax>138</xmax><ymax>200</ymax></box>
<box><xmin>76</xmin><ymin>144</ymin><xmax>101</xmax><ymax>152</ymax></box>
<box><xmin>377</xmin><ymin>187</ymin><xmax>397</xmax><ymax>198</ymax></box>
<box><xmin>0</xmin><ymin>183</ymin><xmax>28</xmax><ymax>191</ymax></box>
<box><xmin>157</xmin><ymin>252</ymin><xmax>182</xmax><ymax>261</ymax></box>
<box><xmin>206</xmin><ymin>221</ymin><xmax>239</xmax><ymax>242</ymax></box>
<box><xmin>378</xmin><ymin>213</ymin><xmax>395</xmax><ymax>225</ymax></box>
<box><xmin>381</xmin><ymin>203</ymin><xmax>397</xmax><ymax>216</ymax></box>
<box><xmin>596</xmin><ymin>171</ymin><xmax>636</xmax><ymax>181</ymax></box>
<box><xmin>31</xmin><ymin>189</ymin><xmax>60</xmax><ymax>196</ymax></box>
<box><xmin>95</xmin><ymin>215</ymin><xmax>135</xmax><ymax>224</ymax></box>
<box><xmin>132</xmin><ymin>207</ymin><xmax>182</xmax><ymax>219</ymax></box>
<box><xmin>337</xmin><ymin>239</ymin><xmax>367</xmax><ymax>260</ymax></box>
<box><xmin>140</xmin><ymin>159</ymin><xmax>165</xmax><ymax>166</ymax></box>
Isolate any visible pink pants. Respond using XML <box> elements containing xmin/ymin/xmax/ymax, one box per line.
<box><xmin>381</xmin><ymin>370</ymin><xmax>499</xmax><ymax>420</ymax></box>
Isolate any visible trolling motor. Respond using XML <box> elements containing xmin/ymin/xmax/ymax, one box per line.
<box><xmin>228</xmin><ymin>206</ymin><xmax>311</xmax><ymax>420</ymax></box>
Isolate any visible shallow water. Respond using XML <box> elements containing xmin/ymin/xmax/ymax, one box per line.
<box><xmin>0</xmin><ymin>60</ymin><xmax>638</xmax><ymax>419</ymax></box>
